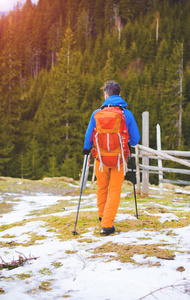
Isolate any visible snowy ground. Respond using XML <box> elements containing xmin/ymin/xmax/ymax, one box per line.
<box><xmin>0</xmin><ymin>178</ymin><xmax>190</xmax><ymax>300</ymax></box>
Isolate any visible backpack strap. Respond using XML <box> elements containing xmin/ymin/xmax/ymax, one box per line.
<box><xmin>95</xmin><ymin>132</ymin><xmax>104</xmax><ymax>172</ymax></box>
<box><xmin>118</xmin><ymin>133</ymin><xmax>128</xmax><ymax>175</ymax></box>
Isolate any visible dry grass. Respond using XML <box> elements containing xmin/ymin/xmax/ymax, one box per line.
<box><xmin>0</xmin><ymin>233</ymin><xmax>47</xmax><ymax>249</ymax></box>
<box><xmin>93</xmin><ymin>242</ymin><xmax>176</xmax><ymax>265</ymax></box>
<box><xmin>0</xmin><ymin>201</ymin><xmax>13</xmax><ymax>214</ymax></box>
<box><xmin>0</xmin><ymin>176</ymin><xmax>77</xmax><ymax>195</ymax></box>
<box><xmin>28</xmin><ymin>200</ymin><xmax>75</xmax><ymax>217</ymax></box>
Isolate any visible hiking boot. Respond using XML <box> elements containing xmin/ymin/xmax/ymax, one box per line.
<box><xmin>98</xmin><ymin>217</ymin><xmax>102</xmax><ymax>221</ymax></box>
<box><xmin>100</xmin><ymin>226</ymin><xmax>115</xmax><ymax>235</ymax></box>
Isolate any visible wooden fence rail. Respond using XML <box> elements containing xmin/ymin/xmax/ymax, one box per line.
<box><xmin>135</xmin><ymin>145</ymin><xmax>190</xmax><ymax>196</ymax></box>
<box><xmin>135</xmin><ymin>112</ymin><xmax>190</xmax><ymax>196</ymax></box>
<box><xmin>138</xmin><ymin>144</ymin><xmax>190</xmax><ymax>168</ymax></box>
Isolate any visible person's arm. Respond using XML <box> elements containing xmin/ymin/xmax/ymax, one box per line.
<box><xmin>83</xmin><ymin>111</ymin><xmax>96</xmax><ymax>151</ymax></box>
<box><xmin>124</xmin><ymin>109</ymin><xmax>140</xmax><ymax>146</ymax></box>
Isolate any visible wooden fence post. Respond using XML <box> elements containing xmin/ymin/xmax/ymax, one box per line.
<box><xmin>142</xmin><ymin>111</ymin><xmax>149</xmax><ymax>197</ymax></box>
<box><xmin>157</xmin><ymin>124</ymin><xmax>163</xmax><ymax>194</ymax></box>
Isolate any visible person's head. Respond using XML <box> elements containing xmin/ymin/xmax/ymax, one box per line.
<box><xmin>103</xmin><ymin>81</ymin><xmax>121</xmax><ymax>99</ymax></box>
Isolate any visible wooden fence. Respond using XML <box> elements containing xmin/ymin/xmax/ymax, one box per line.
<box><xmin>134</xmin><ymin>111</ymin><xmax>190</xmax><ymax>196</ymax></box>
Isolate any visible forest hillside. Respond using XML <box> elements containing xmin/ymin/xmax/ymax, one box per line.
<box><xmin>0</xmin><ymin>0</ymin><xmax>190</xmax><ymax>180</ymax></box>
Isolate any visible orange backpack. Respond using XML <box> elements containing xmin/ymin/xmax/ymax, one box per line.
<box><xmin>91</xmin><ymin>106</ymin><xmax>129</xmax><ymax>174</ymax></box>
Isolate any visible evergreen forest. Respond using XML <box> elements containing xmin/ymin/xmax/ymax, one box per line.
<box><xmin>0</xmin><ymin>0</ymin><xmax>190</xmax><ymax>181</ymax></box>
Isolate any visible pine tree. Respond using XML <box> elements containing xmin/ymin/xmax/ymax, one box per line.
<box><xmin>0</xmin><ymin>14</ymin><xmax>24</xmax><ymax>177</ymax></box>
<box><xmin>0</xmin><ymin>115</ymin><xmax>14</xmax><ymax>175</ymax></box>
<box><xmin>17</xmin><ymin>0</ymin><xmax>35</xmax><ymax>80</ymax></box>
<box><xmin>94</xmin><ymin>0</ymin><xmax>106</xmax><ymax>35</ymax></box>
<box><xmin>33</xmin><ymin>27</ymin><xmax>84</xmax><ymax>178</ymax></box>
<box><xmin>103</xmin><ymin>50</ymin><xmax>114</xmax><ymax>81</ymax></box>
<box><xmin>76</xmin><ymin>7</ymin><xmax>92</xmax><ymax>51</ymax></box>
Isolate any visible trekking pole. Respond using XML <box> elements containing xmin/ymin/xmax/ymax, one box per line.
<box><xmin>72</xmin><ymin>154</ymin><xmax>89</xmax><ymax>235</ymax></box>
<box><xmin>129</xmin><ymin>144</ymin><xmax>139</xmax><ymax>219</ymax></box>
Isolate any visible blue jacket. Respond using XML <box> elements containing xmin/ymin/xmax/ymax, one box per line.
<box><xmin>83</xmin><ymin>95</ymin><xmax>140</xmax><ymax>149</ymax></box>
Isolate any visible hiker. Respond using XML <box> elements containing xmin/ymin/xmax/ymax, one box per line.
<box><xmin>83</xmin><ymin>81</ymin><xmax>140</xmax><ymax>235</ymax></box>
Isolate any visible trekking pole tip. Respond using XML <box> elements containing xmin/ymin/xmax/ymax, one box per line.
<box><xmin>72</xmin><ymin>230</ymin><xmax>78</xmax><ymax>235</ymax></box>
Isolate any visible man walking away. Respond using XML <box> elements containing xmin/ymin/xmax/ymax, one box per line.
<box><xmin>83</xmin><ymin>81</ymin><xmax>140</xmax><ymax>235</ymax></box>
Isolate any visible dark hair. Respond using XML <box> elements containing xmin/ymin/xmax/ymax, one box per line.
<box><xmin>103</xmin><ymin>81</ymin><xmax>121</xmax><ymax>96</ymax></box>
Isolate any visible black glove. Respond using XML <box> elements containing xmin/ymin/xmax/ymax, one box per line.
<box><xmin>83</xmin><ymin>148</ymin><xmax>91</xmax><ymax>155</ymax></box>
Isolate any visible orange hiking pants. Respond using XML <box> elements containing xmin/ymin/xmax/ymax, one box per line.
<box><xmin>95</xmin><ymin>160</ymin><xmax>124</xmax><ymax>228</ymax></box>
